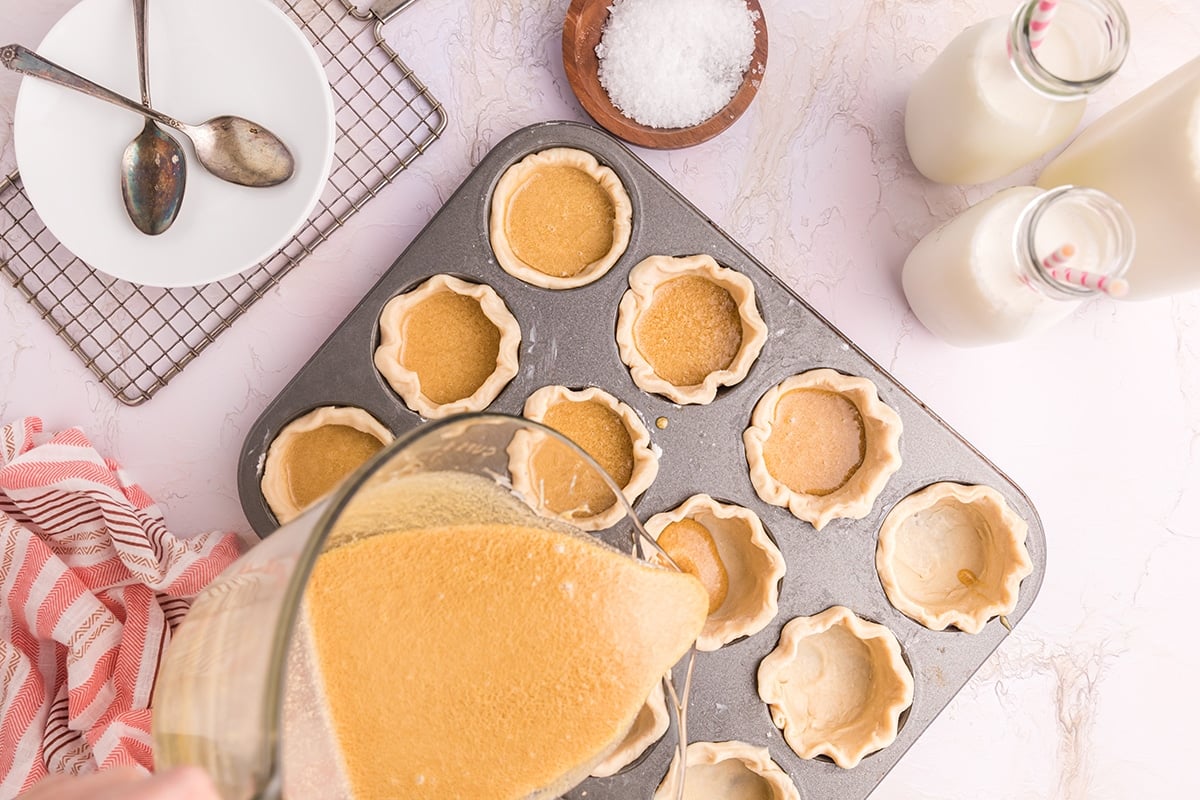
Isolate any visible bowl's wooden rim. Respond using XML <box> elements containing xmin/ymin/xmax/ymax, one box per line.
<box><xmin>562</xmin><ymin>0</ymin><xmax>769</xmax><ymax>150</ymax></box>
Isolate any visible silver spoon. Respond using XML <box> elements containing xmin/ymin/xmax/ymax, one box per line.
<box><xmin>121</xmin><ymin>0</ymin><xmax>185</xmax><ymax>235</ymax></box>
<box><xmin>2</xmin><ymin>43</ymin><xmax>295</xmax><ymax>188</ymax></box>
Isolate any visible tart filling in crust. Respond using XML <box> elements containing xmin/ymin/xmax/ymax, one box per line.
<box><xmin>743</xmin><ymin>369</ymin><xmax>903</xmax><ymax>530</ymax></box>
<box><xmin>261</xmin><ymin>405</ymin><xmax>393</xmax><ymax>524</ymax></box>
<box><xmin>490</xmin><ymin>147</ymin><xmax>632</xmax><ymax>289</ymax></box>
<box><xmin>876</xmin><ymin>482</ymin><xmax>1033</xmax><ymax>634</ymax></box>
<box><xmin>616</xmin><ymin>254</ymin><xmax>767</xmax><ymax>405</ymax></box>
<box><xmin>652</xmin><ymin>741</ymin><xmax>801</xmax><ymax>800</ymax></box>
<box><xmin>509</xmin><ymin>385</ymin><xmax>659</xmax><ymax>531</ymax></box>
<box><xmin>646</xmin><ymin>494</ymin><xmax>785</xmax><ymax>651</ymax></box>
<box><xmin>373</xmin><ymin>274</ymin><xmax>520</xmax><ymax>419</ymax></box>
<box><xmin>757</xmin><ymin>606</ymin><xmax>914</xmax><ymax>769</ymax></box>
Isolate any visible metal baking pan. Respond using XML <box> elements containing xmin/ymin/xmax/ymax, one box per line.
<box><xmin>238</xmin><ymin>120</ymin><xmax>1046</xmax><ymax>799</ymax></box>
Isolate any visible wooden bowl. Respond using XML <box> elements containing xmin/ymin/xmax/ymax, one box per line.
<box><xmin>562</xmin><ymin>0</ymin><xmax>768</xmax><ymax>150</ymax></box>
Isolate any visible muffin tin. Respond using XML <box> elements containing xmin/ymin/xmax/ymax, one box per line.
<box><xmin>237</xmin><ymin>120</ymin><xmax>1046</xmax><ymax>799</ymax></box>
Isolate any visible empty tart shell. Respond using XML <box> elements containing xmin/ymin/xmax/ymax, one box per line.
<box><xmin>743</xmin><ymin>369</ymin><xmax>902</xmax><ymax>530</ymax></box>
<box><xmin>373</xmin><ymin>274</ymin><xmax>520</xmax><ymax>419</ymax></box>
<box><xmin>645</xmin><ymin>494</ymin><xmax>785</xmax><ymax>651</ymax></box>
<box><xmin>489</xmin><ymin>147</ymin><xmax>632</xmax><ymax>289</ymax></box>
<box><xmin>509</xmin><ymin>385</ymin><xmax>659</xmax><ymax>531</ymax></box>
<box><xmin>876</xmin><ymin>482</ymin><xmax>1033</xmax><ymax>634</ymax></box>
<box><xmin>591</xmin><ymin>680</ymin><xmax>670</xmax><ymax>778</ymax></box>
<box><xmin>652</xmin><ymin>741</ymin><xmax>801</xmax><ymax>800</ymax></box>
<box><xmin>757</xmin><ymin>606</ymin><xmax>914</xmax><ymax>769</ymax></box>
<box><xmin>261</xmin><ymin>406</ymin><xmax>393</xmax><ymax>524</ymax></box>
<box><xmin>616</xmin><ymin>254</ymin><xmax>767</xmax><ymax>405</ymax></box>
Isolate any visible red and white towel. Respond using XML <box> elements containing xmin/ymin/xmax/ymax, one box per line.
<box><xmin>0</xmin><ymin>417</ymin><xmax>241</xmax><ymax>796</ymax></box>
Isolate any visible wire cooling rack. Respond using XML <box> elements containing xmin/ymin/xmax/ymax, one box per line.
<box><xmin>0</xmin><ymin>0</ymin><xmax>445</xmax><ymax>405</ymax></box>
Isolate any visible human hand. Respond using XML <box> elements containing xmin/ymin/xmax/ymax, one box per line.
<box><xmin>18</xmin><ymin>766</ymin><xmax>220</xmax><ymax>800</ymax></box>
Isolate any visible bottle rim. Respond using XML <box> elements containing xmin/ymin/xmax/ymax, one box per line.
<box><xmin>1008</xmin><ymin>0</ymin><xmax>1131</xmax><ymax>99</ymax></box>
<box><xmin>1015</xmin><ymin>185</ymin><xmax>1136</xmax><ymax>300</ymax></box>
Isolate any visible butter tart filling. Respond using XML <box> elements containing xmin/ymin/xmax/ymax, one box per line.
<box><xmin>490</xmin><ymin>148</ymin><xmax>632</xmax><ymax>289</ymax></box>
<box><xmin>374</xmin><ymin>274</ymin><xmax>520</xmax><ymax>419</ymax></box>
<box><xmin>744</xmin><ymin>369</ymin><xmax>902</xmax><ymax>530</ymax></box>
<box><xmin>261</xmin><ymin>405</ymin><xmax>393</xmax><ymax>523</ymax></box>
<box><xmin>509</xmin><ymin>385</ymin><xmax>659</xmax><ymax>531</ymax></box>
<box><xmin>617</xmin><ymin>254</ymin><xmax>767</xmax><ymax>405</ymax></box>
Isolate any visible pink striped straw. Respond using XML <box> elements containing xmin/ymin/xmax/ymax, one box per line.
<box><xmin>1041</xmin><ymin>243</ymin><xmax>1130</xmax><ymax>297</ymax></box>
<box><xmin>1029</xmin><ymin>0</ymin><xmax>1061</xmax><ymax>49</ymax></box>
<box><xmin>1042</xmin><ymin>243</ymin><xmax>1075</xmax><ymax>270</ymax></box>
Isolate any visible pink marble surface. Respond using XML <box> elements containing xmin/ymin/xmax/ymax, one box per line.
<box><xmin>1</xmin><ymin>0</ymin><xmax>1198</xmax><ymax>796</ymax></box>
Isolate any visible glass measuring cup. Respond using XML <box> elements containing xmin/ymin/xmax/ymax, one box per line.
<box><xmin>152</xmin><ymin>413</ymin><xmax>697</xmax><ymax>799</ymax></box>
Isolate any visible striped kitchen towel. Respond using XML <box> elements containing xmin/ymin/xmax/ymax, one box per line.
<box><xmin>0</xmin><ymin>417</ymin><xmax>241</xmax><ymax>796</ymax></box>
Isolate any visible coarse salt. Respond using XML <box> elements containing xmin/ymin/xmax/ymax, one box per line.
<box><xmin>596</xmin><ymin>0</ymin><xmax>758</xmax><ymax>129</ymax></box>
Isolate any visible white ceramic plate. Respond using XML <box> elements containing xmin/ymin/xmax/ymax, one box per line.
<box><xmin>13</xmin><ymin>0</ymin><xmax>336</xmax><ymax>288</ymax></box>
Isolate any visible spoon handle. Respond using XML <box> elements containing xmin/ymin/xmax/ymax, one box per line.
<box><xmin>1</xmin><ymin>44</ymin><xmax>185</xmax><ymax>132</ymax></box>
<box><xmin>132</xmin><ymin>0</ymin><xmax>150</xmax><ymax>107</ymax></box>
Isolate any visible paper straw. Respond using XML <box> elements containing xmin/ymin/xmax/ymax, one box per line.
<box><xmin>1041</xmin><ymin>243</ymin><xmax>1130</xmax><ymax>297</ymax></box>
<box><xmin>1029</xmin><ymin>0</ymin><xmax>1061</xmax><ymax>49</ymax></box>
<box><xmin>1051</xmin><ymin>267</ymin><xmax>1130</xmax><ymax>297</ymax></box>
<box><xmin>1041</xmin><ymin>243</ymin><xmax>1075</xmax><ymax>270</ymax></box>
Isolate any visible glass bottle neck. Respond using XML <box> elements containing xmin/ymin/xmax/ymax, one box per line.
<box><xmin>1007</xmin><ymin>0</ymin><xmax>1130</xmax><ymax>99</ymax></box>
<box><xmin>1015</xmin><ymin>186</ymin><xmax>1136</xmax><ymax>301</ymax></box>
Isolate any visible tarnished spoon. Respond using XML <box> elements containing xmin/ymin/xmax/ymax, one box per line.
<box><xmin>121</xmin><ymin>0</ymin><xmax>185</xmax><ymax>235</ymax></box>
<box><xmin>2</xmin><ymin>43</ymin><xmax>295</xmax><ymax>188</ymax></box>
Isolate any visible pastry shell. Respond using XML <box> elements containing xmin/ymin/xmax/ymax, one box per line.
<box><xmin>743</xmin><ymin>369</ymin><xmax>903</xmax><ymax>530</ymax></box>
<box><xmin>509</xmin><ymin>385</ymin><xmax>659</xmax><ymax>531</ymax></box>
<box><xmin>373</xmin><ymin>274</ymin><xmax>520</xmax><ymax>419</ymax></box>
<box><xmin>652</xmin><ymin>741</ymin><xmax>800</xmax><ymax>800</ymax></box>
<box><xmin>757</xmin><ymin>606</ymin><xmax>914</xmax><ymax>769</ymax></box>
<box><xmin>489</xmin><ymin>147</ymin><xmax>633</xmax><ymax>289</ymax></box>
<box><xmin>260</xmin><ymin>405</ymin><xmax>393</xmax><ymax>524</ymax></box>
<box><xmin>591</xmin><ymin>680</ymin><xmax>670</xmax><ymax>778</ymax></box>
<box><xmin>616</xmin><ymin>254</ymin><xmax>767</xmax><ymax>405</ymax></box>
<box><xmin>645</xmin><ymin>494</ymin><xmax>785</xmax><ymax>651</ymax></box>
<box><xmin>876</xmin><ymin>482</ymin><xmax>1033</xmax><ymax>634</ymax></box>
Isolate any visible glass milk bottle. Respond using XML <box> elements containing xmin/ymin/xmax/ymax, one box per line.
<box><xmin>902</xmin><ymin>186</ymin><xmax>1134</xmax><ymax>347</ymax></box>
<box><xmin>905</xmin><ymin>0</ymin><xmax>1130</xmax><ymax>185</ymax></box>
<box><xmin>1038</xmin><ymin>57</ymin><xmax>1200</xmax><ymax>300</ymax></box>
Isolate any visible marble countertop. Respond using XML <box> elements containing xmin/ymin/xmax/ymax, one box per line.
<box><xmin>2</xmin><ymin>0</ymin><xmax>1198</xmax><ymax>796</ymax></box>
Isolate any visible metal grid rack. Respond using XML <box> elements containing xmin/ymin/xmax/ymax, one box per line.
<box><xmin>0</xmin><ymin>0</ymin><xmax>445</xmax><ymax>405</ymax></box>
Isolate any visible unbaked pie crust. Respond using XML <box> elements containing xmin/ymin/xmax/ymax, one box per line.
<box><xmin>373</xmin><ymin>274</ymin><xmax>520</xmax><ymax>419</ymax></box>
<box><xmin>489</xmin><ymin>147</ymin><xmax>632</xmax><ymax>289</ymax></box>
<box><xmin>757</xmin><ymin>606</ymin><xmax>914</xmax><ymax>769</ymax></box>
<box><xmin>509</xmin><ymin>385</ymin><xmax>659</xmax><ymax>531</ymax></box>
<box><xmin>652</xmin><ymin>741</ymin><xmax>801</xmax><ymax>800</ymax></box>
<box><xmin>646</xmin><ymin>494</ymin><xmax>785</xmax><ymax>651</ymax></box>
<box><xmin>261</xmin><ymin>405</ymin><xmax>393</xmax><ymax>524</ymax></box>
<box><xmin>876</xmin><ymin>482</ymin><xmax>1033</xmax><ymax>634</ymax></box>
<box><xmin>743</xmin><ymin>369</ymin><xmax>903</xmax><ymax>530</ymax></box>
<box><xmin>590</xmin><ymin>680</ymin><xmax>670</xmax><ymax>778</ymax></box>
<box><xmin>616</xmin><ymin>254</ymin><xmax>768</xmax><ymax>405</ymax></box>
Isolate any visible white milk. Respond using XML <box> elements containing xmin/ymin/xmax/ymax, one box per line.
<box><xmin>906</xmin><ymin>20</ymin><xmax>1081</xmax><ymax>185</ymax></box>
<box><xmin>902</xmin><ymin>186</ymin><xmax>1134</xmax><ymax>347</ymax></box>
<box><xmin>905</xmin><ymin>1</ymin><xmax>1129</xmax><ymax>185</ymax></box>
<box><xmin>1038</xmin><ymin>57</ymin><xmax>1200</xmax><ymax>300</ymax></box>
